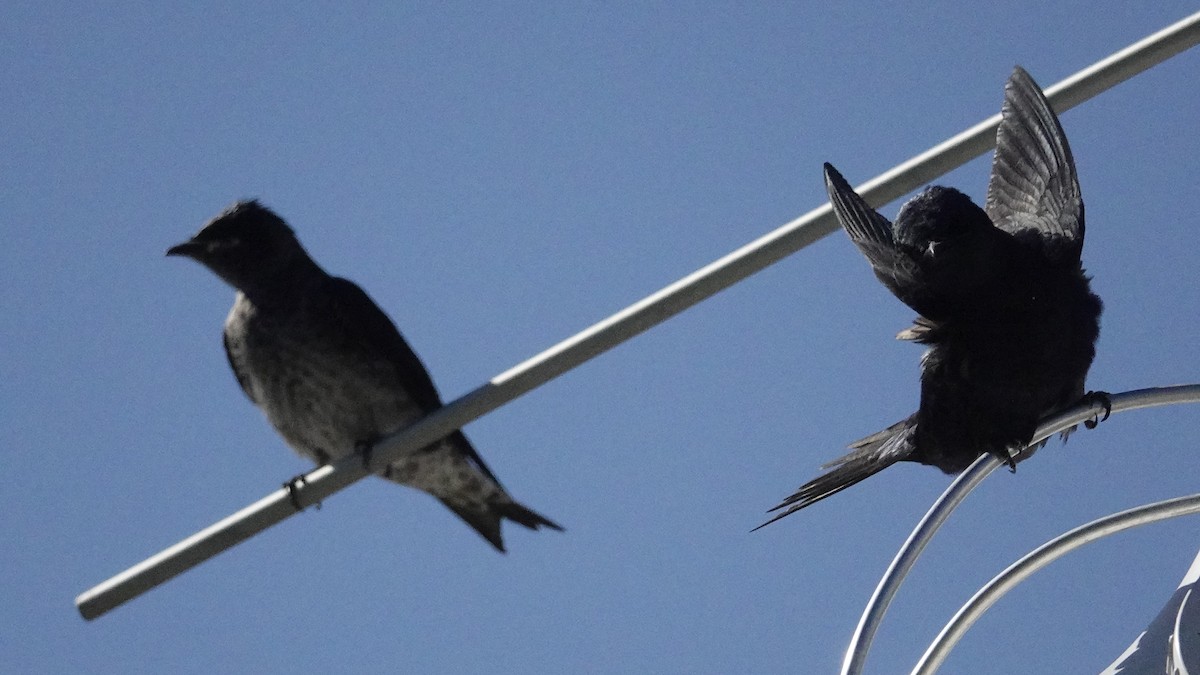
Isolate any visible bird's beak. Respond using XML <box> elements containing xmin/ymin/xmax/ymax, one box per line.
<box><xmin>166</xmin><ymin>240</ymin><xmax>200</xmax><ymax>258</ymax></box>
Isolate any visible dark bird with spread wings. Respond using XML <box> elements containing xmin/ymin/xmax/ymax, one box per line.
<box><xmin>759</xmin><ymin>67</ymin><xmax>1104</xmax><ymax>527</ymax></box>
<box><xmin>168</xmin><ymin>202</ymin><xmax>562</xmax><ymax>551</ymax></box>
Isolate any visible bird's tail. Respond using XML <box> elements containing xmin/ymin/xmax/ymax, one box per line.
<box><xmin>440</xmin><ymin>497</ymin><xmax>564</xmax><ymax>553</ymax></box>
<box><xmin>754</xmin><ymin>417</ymin><xmax>917</xmax><ymax>530</ymax></box>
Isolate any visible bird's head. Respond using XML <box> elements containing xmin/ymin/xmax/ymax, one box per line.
<box><xmin>894</xmin><ymin>186</ymin><xmax>1008</xmax><ymax>296</ymax></box>
<box><xmin>168</xmin><ymin>200</ymin><xmax>311</xmax><ymax>292</ymax></box>
<box><xmin>894</xmin><ymin>186</ymin><xmax>993</xmax><ymax>254</ymax></box>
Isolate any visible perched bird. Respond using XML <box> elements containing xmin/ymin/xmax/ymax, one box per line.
<box><xmin>758</xmin><ymin>67</ymin><xmax>1105</xmax><ymax>527</ymax></box>
<box><xmin>168</xmin><ymin>202</ymin><xmax>562</xmax><ymax>551</ymax></box>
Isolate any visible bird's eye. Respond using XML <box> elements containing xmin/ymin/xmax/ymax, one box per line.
<box><xmin>205</xmin><ymin>237</ymin><xmax>240</xmax><ymax>253</ymax></box>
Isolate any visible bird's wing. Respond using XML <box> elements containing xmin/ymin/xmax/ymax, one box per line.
<box><xmin>984</xmin><ymin>66</ymin><xmax>1084</xmax><ymax>262</ymax></box>
<box><xmin>324</xmin><ymin>276</ymin><xmax>446</xmax><ymax>413</ymax></box>
<box><xmin>223</xmin><ymin>330</ymin><xmax>258</xmax><ymax>404</ymax></box>
<box><xmin>324</xmin><ymin>277</ymin><xmax>505</xmax><ymax>487</ymax></box>
<box><xmin>824</xmin><ymin>163</ymin><xmax>929</xmax><ymax>312</ymax></box>
<box><xmin>824</xmin><ymin>163</ymin><xmax>896</xmax><ymax>265</ymax></box>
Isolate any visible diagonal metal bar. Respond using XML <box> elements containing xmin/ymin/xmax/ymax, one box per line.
<box><xmin>76</xmin><ymin>10</ymin><xmax>1200</xmax><ymax>621</ymax></box>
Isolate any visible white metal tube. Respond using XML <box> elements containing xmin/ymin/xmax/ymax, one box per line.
<box><xmin>840</xmin><ymin>385</ymin><xmax>1200</xmax><ymax>675</ymax></box>
<box><xmin>912</xmin><ymin>494</ymin><xmax>1200</xmax><ymax>675</ymax></box>
<box><xmin>75</xmin><ymin>11</ymin><xmax>1200</xmax><ymax>621</ymax></box>
<box><xmin>840</xmin><ymin>449</ymin><xmax>1003</xmax><ymax>675</ymax></box>
<box><xmin>851</xmin><ymin>9</ymin><xmax>1200</xmax><ymax>209</ymax></box>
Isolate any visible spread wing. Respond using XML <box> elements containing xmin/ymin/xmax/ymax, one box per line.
<box><xmin>824</xmin><ymin>163</ymin><xmax>934</xmax><ymax>316</ymax></box>
<box><xmin>984</xmin><ymin>66</ymin><xmax>1084</xmax><ymax>263</ymax></box>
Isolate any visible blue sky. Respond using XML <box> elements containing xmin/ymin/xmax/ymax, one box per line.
<box><xmin>4</xmin><ymin>3</ymin><xmax>1199</xmax><ymax>673</ymax></box>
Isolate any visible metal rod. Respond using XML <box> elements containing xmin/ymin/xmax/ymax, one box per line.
<box><xmin>76</xmin><ymin>11</ymin><xmax>1200</xmax><ymax>621</ymax></box>
<box><xmin>840</xmin><ymin>385</ymin><xmax>1200</xmax><ymax>675</ymax></box>
<box><xmin>913</xmin><ymin>493</ymin><xmax>1200</xmax><ymax>675</ymax></box>
<box><xmin>850</xmin><ymin>10</ymin><xmax>1200</xmax><ymax>210</ymax></box>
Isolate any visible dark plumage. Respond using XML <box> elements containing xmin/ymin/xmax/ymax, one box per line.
<box><xmin>759</xmin><ymin>67</ymin><xmax>1104</xmax><ymax>527</ymax></box>
<box><xmin>168</xmin><ymin>201</ymin><xmax>562</xmax><ymax>551</ymax></box>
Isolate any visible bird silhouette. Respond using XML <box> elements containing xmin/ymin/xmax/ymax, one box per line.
<box><xmin>758</xmin><ymin>67</ymin><xmax>1105</xmax><ymax>528</ymax></box>
<box><xmin>168</xmin><ymin>202</ymin><xmax>562</xmax><ymax>551</ymax></box>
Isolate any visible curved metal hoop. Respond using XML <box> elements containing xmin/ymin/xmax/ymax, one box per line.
<box><xmin>840</xmin><ymin>384</ymin><xmax>1200</xmax><ymax>675</ymax></box>
<box><xmin>912</xmin><ymin>493</ymin><xmax>1200</xmax><ymax>674</ymax></box>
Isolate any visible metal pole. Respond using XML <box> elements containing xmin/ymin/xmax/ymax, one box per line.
<box><xmin>76</xmin><ymin>11</ymin><xmax>1200</xmax><ymax>621</ymax></box>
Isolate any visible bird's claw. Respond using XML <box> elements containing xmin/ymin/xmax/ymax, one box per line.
<box><xmin>1082</xmin><ymin>390</ymin><xmax>1112</xmax><ymax>429</ymax></box>
<box><xmin>283</xmin><ymin>474</ymin><xmax>308</xmax><ymax>511</ymax></box>
<box><xmin>1003</xmin><ymin>449</ymin><xmax>1017</xmax><ymax>473</ymax></box>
